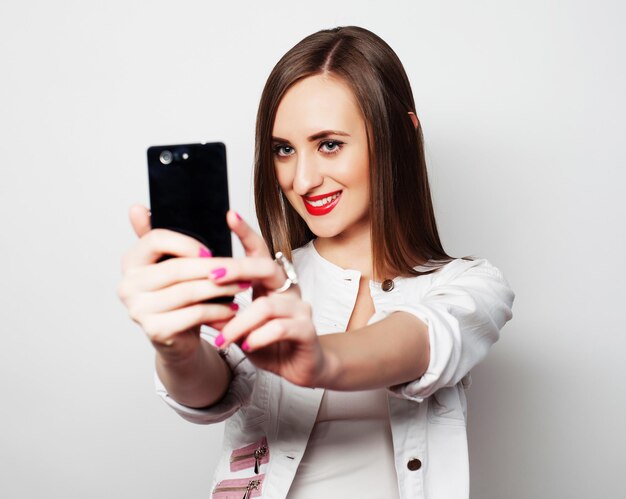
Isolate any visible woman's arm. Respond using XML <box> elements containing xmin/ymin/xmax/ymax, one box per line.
<box><xmin>215</xmin><ymin>291</ymin><xmax>429</xmax><ymax>390</ymax></box>
<box><xmin>316</xmin><ymin>311</ymin><xmax>429</xmax><ymax>390</ymax></box>
<box><xmin>217</xmin><ymin>257</ymin><xmax>513</xmax><ymax>393</ymax></box>
<box><xmin>218</xmin><ymin>295</ymin><xmax>428</xmax><ymax>391</ymax></box>
<box><xmin>319</xmin><ymin>260</ymin><xmax>514</xmax><ymax>394</ymax></box>
<box><xmin>155</xmin><ymin>338</ymin><xmax>232</xmax><ymax>408</ymax></box>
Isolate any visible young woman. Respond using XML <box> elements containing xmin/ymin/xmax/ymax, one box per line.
<box><xmin>118</xmin><ymin>26</ymin><xmax>514</xmax><ymax>499</ymax></box>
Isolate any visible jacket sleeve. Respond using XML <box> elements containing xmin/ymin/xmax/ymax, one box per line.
<box><xmin>368</xmin><ymin>258</ymin><xmax>514</xmax><ymax>403</ymax></box>
<box><xmin>154</xmin><ymin>291</ymin><xmax>257</xmax><ymax>424</ymax></box>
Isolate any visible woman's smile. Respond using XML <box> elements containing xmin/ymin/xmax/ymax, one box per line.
<box><xmin>303</xmin><ymin>190</ymin><xmax>342</xmax><ymax>215</ymax></box>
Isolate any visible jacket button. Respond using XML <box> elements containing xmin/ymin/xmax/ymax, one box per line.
<box><xmin>407</xmin><ymin>458</ymin><xmax>422</xmax><ymax>471</ymax></box>
<box><xmin>382</xmin><ymin>279</ymin><xmax>394</xmax><ymax>292</ymax></box>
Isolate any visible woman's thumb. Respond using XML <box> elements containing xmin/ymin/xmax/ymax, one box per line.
<box><xmin>129</xmin><ymin>205</ymin><xmax>152</xmax><ymax>237</ymax></box>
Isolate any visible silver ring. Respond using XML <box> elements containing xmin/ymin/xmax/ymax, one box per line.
<box><xmin>273</xmin><ymin>251</ymin><xmax>299</xmax><ymax>293</ymax></box>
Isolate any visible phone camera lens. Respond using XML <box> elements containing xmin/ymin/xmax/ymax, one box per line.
<box><xmin>160</xmin><ymin>150</ymin><xmax>173</xmax><ymax>165</ymax></box>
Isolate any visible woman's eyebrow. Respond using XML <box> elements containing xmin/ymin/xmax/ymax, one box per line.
<box><xmin>271</xmin><ymin>136</ymin><xmax>291</xmax><ymax>143</ymax></box>
<box><xmin>307</xmin><ymin>130</ymin><xmax>350</xmax><ymax>141</ymax></box>
<box><xmin>271</xmin><ymin>130</ymin><xmax>351</xmax><ymax>143</ymax></box>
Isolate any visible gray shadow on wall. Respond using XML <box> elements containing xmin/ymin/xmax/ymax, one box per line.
<box><xmin>467</xmin><ymin>345</ymin><xmax>537</xmax><ymax>499</ymax></box>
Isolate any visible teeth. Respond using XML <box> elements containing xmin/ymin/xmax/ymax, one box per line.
<box><xmin>306</xmin><ymin>192</ymin><xmax>340</xmax><ymax>207</ymax></box>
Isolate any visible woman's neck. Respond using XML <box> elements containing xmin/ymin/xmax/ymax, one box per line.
<box><xmin>313</xmin><ymin>229</ymin><xmax>373</xmax><ymax>279</ymax></box>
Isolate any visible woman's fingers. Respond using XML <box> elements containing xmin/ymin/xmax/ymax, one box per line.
<box><xmin>227</xmin><ymin>210</ymin><xmax>271</xmax><ymax>258</ymax></box>
<box><xmin>142</xmin><ymin>303</ymin><xmax>237</xmax><ymax>345</ymax></box>
<box><xmin>208</xmin><ymin>256</ymin><xmax>289</xmax><ymax>292</ymax></box>
<box><xmin>241</xmin><ymin>317</ymin><xmax>313</xmax><ymax>352</ymax></box>
<box><xmin>206</xmin><ymin>319</ymin><xmax>230</xmax><ymax>332</ymax></box>
<box><xmin>219</xmin><ymin>295</ymin><xmax>309</xmax><ymax>346</ymax></box>
<box><xmin>123</xmin><ymin>256</ymin><xmax>230</xmax><ymax>293</ymax></box>
<box><xmin>129</xmin><ymin>204</ymin><xmax>152</xmax><ymax>237</ymax></box>
<box><xmin>122</xmin><ymin>229</ymin><xmax>208</xmax><ymax>270</ymax></box>
<box><xmin>121</xmin><ymin>251</ymin><xmax>286</xmax><ymax>301</ymax></box>
<box><xmin>128</xmin><ymin>279</ymin><xmax>242</xmax><ymax>318</ymax></box>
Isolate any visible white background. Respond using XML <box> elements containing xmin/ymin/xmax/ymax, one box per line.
<box><xmin>1</xmin><ymin>1</ymin><xmax>624</xmax><ymax>498</ymax></box>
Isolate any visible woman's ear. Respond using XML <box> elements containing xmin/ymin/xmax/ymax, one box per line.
<box><xmin>408</xmin><ymin>112</ymin><xmax>419</xmax><ymax>129</ymax></box>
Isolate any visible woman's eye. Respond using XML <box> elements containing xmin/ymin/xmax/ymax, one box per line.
<box><xmin>320</xmin><ymin>141</ymin><xmax>343</xmax><ymax>154</ymax></box>
<box><xmin>273</xmin><ymin>145</ymin><xmax>294</xmax><ymax>157</ymax></box>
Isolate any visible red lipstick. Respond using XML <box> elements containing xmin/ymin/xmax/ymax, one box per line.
<box><xmin>302</xmin><ymin>190</ymin><xmax>342</xmax><ymax>216</ymax></box>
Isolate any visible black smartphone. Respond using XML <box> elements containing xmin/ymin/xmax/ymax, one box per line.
<box><xmin>147</xmin><ymin>142</ymin><xmax>232</xmax><ymax>259</ymax></box>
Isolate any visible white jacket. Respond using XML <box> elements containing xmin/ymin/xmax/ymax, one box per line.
<box><xmin>156</xmin><ymin>241</ymin><xmax>514</xmax><ymax>499</ymax></box>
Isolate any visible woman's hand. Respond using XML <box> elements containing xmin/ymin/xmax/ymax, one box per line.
<box><xmin>220</xmin><ymin>291</ymin><xmax>326</xmax><ymax>388</ymax></box>
<box><xmin>206</xmin><ymin>215</ymin><xmax>327</xmax><ymax>387</ymax></box>
<box><xmin>117</xmin><ymin>205</ymin><xmax>242</xmax><ymax>362</ymax></box>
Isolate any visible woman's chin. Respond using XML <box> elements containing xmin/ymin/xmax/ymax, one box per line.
<box><xmin>305</xmin><ymin>222</ymin><xmax>343</xmax><ymax>240</ymax></box>
<box><xmin>304</xmin><ymin>214</ymin><xmax>370</xmax><ymax>242</ymax></box>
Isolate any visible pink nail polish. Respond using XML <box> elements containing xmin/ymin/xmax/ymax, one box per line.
<box><xmin>238</xmin><ymin>281</ymin><xmax>252</xmax><ymax>290</ymax></box>
<box><xmin>214</xmin><ymin>334</ymin><xmax>225</xmax><ymax>347</ymax></box>
<box><xmin>199</xmin><ymin>247</ymin><xmax>212</xmax><ymax>258</ymax></box>
<box><xmin>210</xmin><ymin>267</ymin><xmax>227</xmax><ymax>279</ymax></box>
<box><xmin>235</xmin><ymin>212</ymin><xmax>242</xmax><ymax>221</ymax></box>
<box><xmin>229</xmin><ymin>302</ymin><xmax>239</xmax><ymax>311</ymax></box>
<box><xmin>241</xmin><ymin>340</ymin><xmax>250</xmax><ymax>351</ymax></box>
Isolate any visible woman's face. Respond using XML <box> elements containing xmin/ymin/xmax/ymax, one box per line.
<box><xmin>272</xmin><ymin>74</ymin><xmax>370</xmax><ymax>241</ymax></box>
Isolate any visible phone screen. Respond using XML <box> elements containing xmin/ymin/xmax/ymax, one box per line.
<box><xmin>147</xmin><ymin>142</ymin><xmax>232</xmax><ymax>258</ymax></box>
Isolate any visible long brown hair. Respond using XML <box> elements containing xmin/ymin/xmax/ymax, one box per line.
<box><xmin>254</xmin><ymin>26</ymin><xmax>451</xmax><ymax>280</ymax></box>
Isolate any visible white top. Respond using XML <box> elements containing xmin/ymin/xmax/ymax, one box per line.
<box><xmin>286</xmin><ymin>389</ymin><xmax>400</xmax><ymax>498</ymax></box>
<box><xmin>156</xmin><ymin>241</ymin><xmax>515</xmax><ymax>499</ymax></box>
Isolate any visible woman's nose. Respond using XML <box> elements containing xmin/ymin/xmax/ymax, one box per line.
<box><xmin>292</xmin><ymin>154</ymin><xmax>323</xmax><ymax>195</ymax></box>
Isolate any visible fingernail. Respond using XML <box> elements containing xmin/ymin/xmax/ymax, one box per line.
<box><xmin>235</xmin><ymin>212</ymin><xmax>242</xmax><ymax>221</ymax></box>
<box><xmin>214</xmin><ymin>334</ymin><xmax>225</xmax><ymax>347</ymax></box>
<box><xmin>238</xmin><ymin>281</ymin><xmax>252</xmax><ymax>290</ymax></box>
<box><xmin>199</xmin><ymin>247</ymin><xmax>212</xmax><ymax>258</ymax></box>
<box><xmin>210</xmin><ymin>267</ymin><xmax>227</xmax><ymax>280</ymax></box>
<box><xmin>229</xmin><ymin>302</ymin><xmax>239</xmax><ymax>311</ymax></box>
<box><xmin>241</xmin><ymin>340</ymin><xmax>250</xmax><ymax>351</ymax></box>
